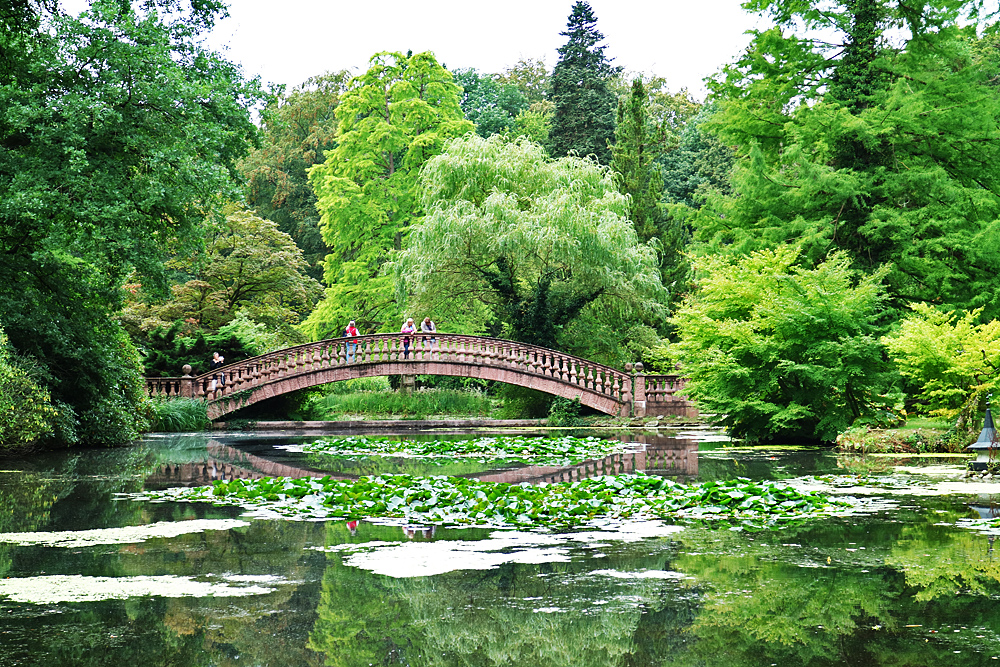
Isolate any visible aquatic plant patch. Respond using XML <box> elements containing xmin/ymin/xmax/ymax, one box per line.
<box><xmin>294</xmin><ymin>435</ymin><xmax>624</xmax><ymax>467</ymax></box>
<box><xmin>135</xmin><ymin>475</ymin><xmax>847</xmax><ymax>530</ymax></box>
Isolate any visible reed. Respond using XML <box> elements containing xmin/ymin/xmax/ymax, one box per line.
<box><xmin>308</xmin><ymin>388</ymin><xmax>497</xmax><ymax>419</ymax></box>
<box><xmin>149</xmin><ymin>397</ymin><xmax>211</xmax><ymax>432</ymax></box>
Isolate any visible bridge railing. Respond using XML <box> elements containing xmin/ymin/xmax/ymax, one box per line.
<box><xmin>144</xmin><ymin>333</ymin><xmax>644</xmax><ymax>405</ymax></box>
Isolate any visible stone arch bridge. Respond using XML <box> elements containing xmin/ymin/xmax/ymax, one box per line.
<box><xmin>145</xmin><ymin>333</ymin><xmax>693</xmax><ymax>421</ymax></box>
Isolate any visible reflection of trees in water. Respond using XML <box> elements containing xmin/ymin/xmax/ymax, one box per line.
<box><xmin>309</xmin><ymin>523</ymin><xmax>698</xmax><ymax>666</ymax></box>
<box><xmin>673</xmin><ymin>514</ymin><xmax>1000</xmax><ymax>665</ymax></box>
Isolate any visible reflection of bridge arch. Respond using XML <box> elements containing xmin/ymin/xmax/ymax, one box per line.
<box><xmin>146</xmin><ymin>438</ymin><xmax>700</xmax><ymax>489</ymax></box>
<box><xmin>145</xmin><ymin>334</ymin><xmax>693</xmax><ymax>420</ymax></box>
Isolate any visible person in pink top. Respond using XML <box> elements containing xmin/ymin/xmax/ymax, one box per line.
<box><xmin>344</xmin><ymin>320</ymin><xmax>359</xmax><ymax>363</ymax></box>
<box><xmin>400</xmin><ymin>318</ymin><xmax>416</xmax><ymax>358</ymax></box>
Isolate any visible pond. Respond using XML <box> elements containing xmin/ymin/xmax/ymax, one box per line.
<box><xmin>1</xmin><ymin>427</ymin><xmax>999</xmax><ymax>666</ymax></box>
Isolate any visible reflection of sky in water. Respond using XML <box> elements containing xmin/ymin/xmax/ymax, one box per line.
<box><xmin>314</xmin><ymin>521</ymin><xmax>686</xmax><ymax>578</ymax></box>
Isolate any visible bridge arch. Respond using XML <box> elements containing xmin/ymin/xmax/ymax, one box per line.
<box><xmin>145</xmin><ymin>334</ymin><xmax>691</xmax><ymax>420</ymax></box>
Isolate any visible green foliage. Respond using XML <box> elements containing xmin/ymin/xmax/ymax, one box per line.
<box><xmin>659</xmin><ymin>104</ymin><xmax>735</xmax><ymax>208</ymax></box>
<box><xmin>399</xmin><ymin>134</ymin><xmax>667</xmax><ymax>356</ymax></box>
<box><xmin>303</xmin><ymin>51</ymin><xmax>474</xmax><ymax>338</ymax></box>
<box><xmin>453</xmin><ymin>68</ymin><xmax>529</xmax><ymax>137</ymax></box>
<box><xmin>882</xmin><ymin>303</ymin><xmax>1000</xmax><ymax>418</ymax></box>
<box><xmin>302</xmin><ymin>387</ymin><xmax>495</xmax><ymax>420</ymax></box>
<box><xmin>671</xmin><ymin>247</ymin><xmax>898</xmax><ymax>444</ymax></box>
<box><xmin>148</xmin><ymin>472</ymin><xmax>842</xmax><ymax>529</ymax></box>
<box><xmin>149</xmin><ymin>397</ymin><xmax>211</xmax><ymax>432</ymax></box>
<box><xmin>545</xmin><ymin>1</ymin><xmax>621</xmax><ymax>163</ymax></box>
<box><xmin>153</xmin><ymin>206</ymin><xmax>322</xmax><ymax>337</ymax></box>
<box><xmin>495</xmin><ymin>57</ymin><xmax>550</xmax><ymax>104</ymax></box>
<box><xmin>241</xmin><ymin>71</ymin><xmax>353</xmax><ymax>280</ymax></box>
<box><xmin>701</xmin><ymin>4</ymin><xmax>1000</xmax><ymax>319</ymax></box>
<box><xmin>0</xmin><ymin>328</ymin><xmax>59</xmax><ymax>449</ymax></box>
<box><xmin>547</xmin><ymin>397</ymin><xmax>584</xmax><ymax>427</ymax></box>
<box><xmin>0</xmin><ymin>0</ymin><xmax>263</xmax><ymax>446</ymax></box>
<box><xmin>141</xmin><ymin>321</ymin><xmax>259</xmax><ymax>377</ymax></box>
<box><xmin>611</xmin><ymin>78</ymin><xmax>667</xmax><ymax>244</ymax></box>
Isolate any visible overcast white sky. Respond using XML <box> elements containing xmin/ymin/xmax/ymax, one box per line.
<box><xmin>200</xmin><ymin>0</ymin><xmax>766</xmax><ymax>98</ymax></box>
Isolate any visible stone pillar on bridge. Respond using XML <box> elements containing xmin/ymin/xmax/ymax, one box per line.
<box><xmin>633</xmin><ymin>362</ymin><xmax>646</xmax><ymax>418</ymax></box>
<box><xmin>180</xmin><ymin>364</ymin><xmax>195</xmax><ymax>399</ymax></box>
<box><xmin>400</xmin><ymin>374</ymin><xmax>416</xmax><ymax>395</ymax></box>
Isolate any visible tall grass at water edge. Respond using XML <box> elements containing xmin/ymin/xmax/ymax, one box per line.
<box><xmin>149</xmin><ymin>397</ymin><xmax>211</xmax><ymax>432</ymax></box>
<box><xmin>306</xmin><ymin>387</ymin><xmax>498</xmax><ymax>419</ymax></box>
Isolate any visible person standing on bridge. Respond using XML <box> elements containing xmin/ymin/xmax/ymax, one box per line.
<box><xmin>344</xmin><ymin>320</ymin><xmax>359</xmax><ymax>363</ymax></box>
<box><xmin>209</xmin><ymin>352</ymin><xmax>225</xmax><ymax>392</ymax></box>
<box><xmin>421</xmin><ymin>316</ymin><xmax>436</xmax><ymax>350</ymax></box>
<box><xmin>400</xmin><ymin>318</ymin><xmax>416</xmax><ymax>358</ymax></box>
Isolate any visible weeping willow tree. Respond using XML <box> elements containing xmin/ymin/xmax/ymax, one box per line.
<box><xmin>396</xmin><ymin>134</ymin><xmax>668</xmax><ymax>363</ymax></box>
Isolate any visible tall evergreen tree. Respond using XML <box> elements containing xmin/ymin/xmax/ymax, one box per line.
<box><xmin>545</xmin><ymin>1</ymin><xmax>621</xmax><ymax>164</ymax></box>
<box><xmin>611</xmin><ymin>78</ymin><xmax>665</xmax><ymax>244</ymax></box>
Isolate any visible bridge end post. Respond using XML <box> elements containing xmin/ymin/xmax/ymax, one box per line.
<box><xmin>180</xmin><ymin>364</ymin><xmax>194</xmax><ymax>399</ymax></box>
<box><xmin>633</xmin><ymin>362</ymin><xmax>646</xmax><ymax>418</ymax></box>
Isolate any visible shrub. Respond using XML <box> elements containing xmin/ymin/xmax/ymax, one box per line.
<box><xmin>882</xmin><ymin>304</ymin><xmax>1000</xmax><ymax>419</ymax></box>
<box><xmin>0</xmin><ymin>329</ymin><xmax>59</xmax><ymax>449</ymax></box>
<box><xmin>671</xmin><ymin>247</ymin><xmax>898</xmax><ymax>444</ymax></box>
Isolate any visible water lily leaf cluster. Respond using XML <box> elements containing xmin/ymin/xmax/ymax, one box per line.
<box><xmin>301</xmin><ymin>435</ymin><xmax>623</xmax><ymax>466</ymax></box>
<box><xmin>139</xmin><ymin>474</ymin><xmax>845</xmax><ymax>530</ymax></box>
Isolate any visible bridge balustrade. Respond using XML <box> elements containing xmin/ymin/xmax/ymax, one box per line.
<box><xmin>144</xmin><ymin>333</ymin><xmax>691</xmax><ymax>418</ymax></box>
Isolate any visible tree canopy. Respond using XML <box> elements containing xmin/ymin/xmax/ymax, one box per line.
<box><xmin>670</xmin><ymin>247</ymin><xmax>898</xmax><ymax>443</ymax></box>
<box><xmin>0</xmin><ymin>0</ymin><xmax>264</xmax><ymax>445</ymax></box>
<box><xmin>398</xmin><ymin>134</ymin><xmax>667</xmax><ymax>358</ymax></box>
<box><xmin>241</xmin><ymin>70</ymin><xmax>352</xmax><ymax>280</ymax></box>
<box><xmin>302</xmin><ymin>51</ymin><xmax>473</xmax><ymax>338</ymax></box>
<box><xmin>696</xmin><ymin>0</ymin><xmax>1000</xmax><ymax>319</ymax></box>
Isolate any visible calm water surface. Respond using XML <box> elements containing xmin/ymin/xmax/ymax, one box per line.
<box><xmin>1</xmin><ymin>428</ymin><xmax>999</xmax><ymax>666</ymax></box>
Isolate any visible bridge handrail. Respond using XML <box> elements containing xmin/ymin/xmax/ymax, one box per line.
<box><xmin>146</xmin><ymin>333</ymin><xmax>638</xmax><ymax>402</ymax></box>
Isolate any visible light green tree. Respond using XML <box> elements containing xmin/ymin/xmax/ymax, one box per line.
<box><xmin>882</xmin><ymin>304</ymin><xmax>1000</xmax><ymax>418</ymax></box>
<box><xmin>397</xmin><ymin>134</ymin><xmax>667</xmax><ymax>360</ymax></box>
<box><xmin>303</xmin><ymin>51</ymin><xmax>473</xmax><ymax>338</ymax></box>
<box><xmin>670</xmin><ymin>246</ymin><xmax>898</xmax><ymax>443</ymax></box>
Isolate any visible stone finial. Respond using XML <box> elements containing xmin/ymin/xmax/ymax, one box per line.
<box><xmin>182</xmin><ymin>364</ymin><xmax>193</xmax><ymax>377</ymax></box>
<box><xmin>634</xmin><ymin>362</ymin><xmax>644</xmax><ymax>373</ymax></box>
<box><xmin>625</xmin><ymin>362</ymin><xmax>634</xmax><ymax>372</ymax></box>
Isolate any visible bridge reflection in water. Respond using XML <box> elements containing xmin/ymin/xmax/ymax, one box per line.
<box><xmin>145</xmin><ymin>435</ymin><xmax>699</xmax><ymax>489</ymax></box>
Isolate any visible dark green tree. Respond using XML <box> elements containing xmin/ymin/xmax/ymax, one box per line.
<box><xmin>241</xmin><ymin>71</ymin><xmax>352</xmax><ymax>280</ymax></box>
<box><xmin>545</xmin><ymin>1</ymin><xmax>621</xmax><ymax>164</ymax></box>
<box><xmin>610</xmin><ymin>78</ymin><xmax>666</xmax><ymax>244</ymax></box>
<box><xmin>698</xmin><ymin>0</ymin><xmax>1000</xmax><ymax>319</ymax></box>
<box><xmin>0</xmin><ymin>0</ymin><xmax>264</xmax><ymax>445</ymax></box>
<box><xmin>452</xmin><ymin>68</ymin><xmax>529</xmax><ymax>137</ymax></box>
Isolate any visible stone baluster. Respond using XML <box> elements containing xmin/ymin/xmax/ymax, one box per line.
<box><xmin>321</xmin><ymin>345</ymin><xmax>331</xmax><ymax>368</ymax></box>
<box><xmin>542</xmin><ymin>354</ymin><xmax>553</xmax><ymax>377</ymax></box>
<box><xmin>595</xmin><ymin>370</ymin><xmax>604</xmax><ymax>395</ymax></box>
<box><xmin>586</xmin><ymin>367</ymin><xmax>594</xmax><ymax>390</ymax></box>
<box><xmin>390</xmin><ymin>338</ymin><xmax>398</xmax><ymax>362</ymax></box>
<box><xmin>569</xmin><ymin>361</ymin><xmax>578</xmax><ymax>386</ymax></box>
<box><xmin>312</xmin><ymin>348</ymin><xmax>321</xmax><ymax>370</ymax></box>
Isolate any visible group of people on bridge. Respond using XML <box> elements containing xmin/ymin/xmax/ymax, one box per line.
<box><xmin>342</xmin><ymin>316</ymin><xmax>437</xmax><ymax>362</ymax></box>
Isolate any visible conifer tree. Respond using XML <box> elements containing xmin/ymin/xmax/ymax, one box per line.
<box><xmin>545</xmin><ymin>1</ymin><xmax>621</xmax><ymax>163</ymax></box>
